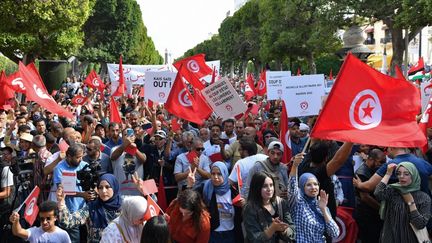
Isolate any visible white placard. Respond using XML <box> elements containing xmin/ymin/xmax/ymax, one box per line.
<box><xmin>202</xmin><ymin>78</ymin><xmax>247</xmax><ymax>119</ymax></box>
<box><xmin>282</xmin><ymin>74</ymin><xmax>325</xmax><ymax>117</ymax></box>
<box><xmin>107</xmin><ymin>64</ymin><xmax>170</xmax><ymax>94</ymax></box>
<box><xmin>201</xmin><ymin>60</ymin><xmax>221</xmax><ymax>84</ymax></box>
<box><xmin>61</xmin><ymin>171</ymin><xmax>77</xmax><ymax>195</ymax></box>
<box><xmin>421</xmin><ymin>81</ymin><xmax>432</xmax><ymax>112</ymax></box>
<box><xmin>266</xmin><ymin>71</ymin><xmax>291</xmax><ymax>100</ymax></box>
<box><xmin>144</xmin><ymin>71</ymin><xmax>176</xmax><ymax>103</ymax></box>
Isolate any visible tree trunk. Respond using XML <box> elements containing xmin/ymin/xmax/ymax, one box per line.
<box><xmin>307</xmin><ymin>53</ymin><xmax>316</xmax><ymax>74</ymax></box>
<box><xmin>99</xmin><ymin>62</ymin><xmax>108</xmax><ymax>79</ymax></box>
<box><xmin>385</xmin><ymin>19</ymin><xmax>405</xmax><ymax>76</ymax></box>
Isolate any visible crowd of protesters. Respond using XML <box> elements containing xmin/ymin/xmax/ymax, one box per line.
<box><xmin>0</xmin><ymin>72</ymin><xmax>431</xmax><ymax>243</ymax></box>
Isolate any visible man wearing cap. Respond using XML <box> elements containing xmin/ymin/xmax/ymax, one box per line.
<box><xmin>299</xmin><ymin>123</ymin><xmax>310</xmax><ymax>139</ymax></box>
<box><xmin>18</xmin><ymin>133</ymin><xmax>34</xmax><ymax>158</ymax></box>
<box><xmin>139</xmin><ymin>130</ymin><xmax>177</xmax><ymax>203</ymax></box>
<box><xmin>244</xmin><ymin>140</ymin><xmax>289</xmax><ymax>199</ymax></box>
<box><xmin>32</xmin><ymin>135</ymin><xmax>52</xmax><ymax>200</ymax></box>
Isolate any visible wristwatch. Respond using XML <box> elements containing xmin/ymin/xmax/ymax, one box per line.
<box><xmin>407</xmin><ymin>201</ymin><xmax>415</xmax><ymax>206</ymax></box>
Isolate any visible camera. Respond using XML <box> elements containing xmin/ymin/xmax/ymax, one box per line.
<box><xmin>10</xmin><ymin>154</ymin><xmax>37</xmax><ymax>190</ymax></box>
<box><xmin>77</xmin><ymin>161</ymin><xmax>101</xmax><ymax>191</ymax></box>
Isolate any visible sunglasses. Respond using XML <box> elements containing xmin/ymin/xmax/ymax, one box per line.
<box><xmin>195</xmin><ymin>147</ymin><xmax>205</xmax><ymax>152</ymax></box>
<box><xmin>39</xmin><ymin>216</ymin><xmax>54</xmax><ymax>222</ymax></box>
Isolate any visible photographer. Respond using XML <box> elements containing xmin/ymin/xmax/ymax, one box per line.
<box><xmin>53</xmin><ymin>144</ymin><xmax>90</xmax><ymax>243</ymax></box>
<box><xmin>111</xmin><ymin>128</ymin><xmax>146</xmax><ymax>197</ymax></box>
<box><xmin>82</xmin><ymin>137</ymin><xmax>112</xmax><ymax>174</ymax></box>
<box><xmin>0</xmin><ymin>146</ymin><xmax>15</xmax><ymax>230</ymax></box>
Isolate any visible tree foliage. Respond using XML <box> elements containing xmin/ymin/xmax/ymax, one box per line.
<box><xmin>0</xmin><ymin>0</ymin><xmax>95</xmax><ymax>63</ymax></box>
<box><xmin>182</xmin><ymin>0</ymin><xmax>343</xmax><ymax>75</ymax></box>
<box><xmin>79</xmin><ymin>0</ymin><xmax>162</xmax><ymax>64</ymax></box>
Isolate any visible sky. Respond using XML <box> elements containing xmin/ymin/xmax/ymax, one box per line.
<box><xmin>137</xmin><ymin>0</ymin><xmax>234</xmax><ymax>62</ymax></box>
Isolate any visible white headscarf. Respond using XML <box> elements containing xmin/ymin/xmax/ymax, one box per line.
<box><xmin>115</xmin><ymin>196</ymin><xmax>148</xmax><ymax>243</ymax></box>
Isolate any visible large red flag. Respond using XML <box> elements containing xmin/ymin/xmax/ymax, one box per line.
<box><xmin>165</xmin><ymin>73</ymin><xmax>211</xmax><ymax>125</ymax></box>
<box><xmin>280</xmin><ymin>101</ymin><xmax>292</xmax><ymax>163</ymax></box>
<box><xmin>311</xmin><ymin>53</ymin><xmax>425</xmax><ymax>147</ymax></box>
<box><xmin>23</xmin><ymin>186</ymin><xmax>40</xmax><ymax>226</ymax></box>
<box><xmin>109</xmin><ymin>97</ymin><xmax>122</xmax><ymax>124</ymax></box>
<box><xmin>112</xmin><ymin>55</ymin><xmax>125</xmax><ymax>97</ymax></box>
<box><xmin>84</xmin><ymin>70</ymin><xmax>105</xmax><ymax>92</ymax></box>
<box><xmin>0</xmin><ymin>71</ymin><xmax>15</xmax><ymax>103</ymax></box>
<box><xmin>4</xmin><ymin>71</ymin><xmax>26</xmax><ymax>93</ymax></box>
<box><xmin>18</xmin><ymin>63</ymin><xmax>74</xmax><ymax>118</ymax></box>
<box><xmin>244</xmin><ymin>74</ymin><xmax>256</xmax><ymax>101</ymax></box>
<box><xmin>395</xmin><ymin>65</ymin><xmax>405</xmax><ymax>80</ymax></box>
<box><xmin>173</xmin><ymin>54</ymin><xmax>212</xmax><ymax>90</ymax></box>
<box><xmin>193</xmin><ymin>87</ymin><xmax>213</xmax><ymax>118</ymax></box>
<box><xmin>26</xmin><ymin>63</ymin><xmax>48</xmax><ymax>91</ymax></box>
<box><xmin>256</xmin><ymin>70</ymin><xmax>267</xmax><ymax>96</ymax></box>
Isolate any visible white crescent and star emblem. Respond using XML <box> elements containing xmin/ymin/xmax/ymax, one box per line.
<box><xmin>349</xmin><ymin>89</ymin><xmax>382</xmax><ymax>130</ymax></box>
<box><xmin>76</xmin><ymin>98</ymin><xmax>83</xmax><ymax>104</ymax></box>
<box><xmin>92</xmin><ymin>78</ymin><xmax>100</xmax><ymax>86</ymax></box>
<box><xmin>33</xmin><ymin>84</ymin><xmax>53</xmax><ymax>100</ymax></box>
<box><xmin>187</xmin><ymin>60</ymin><xmax>199</xmax><ymax>73</ymax></box>
<box><xmin>421</xmin><ymin>103</ymin><xmax>431</xmax><ymax>123</ymax></box>
<box><xmin>26</xmin><ymin>198</ymin><xmax>37</xmax><ymax>216</ymax></box>
<box><xmin>258</xmin><ymin>79</ymin><xmax>265</xmax><ymax>90</ymax></box>
<box><xmin>149</xmin><ymin>205</ymin><xmax>157</xmax><ymax>217</ymax></box>
<box><xmin>12</xmin><ymin>78</ymin><xmax>26</xmax><ymax>90</ymax></box>
<box><xmin>178</xmin><ymin>89</ymin><xmax>192</xmax><ymax>107</ymax></box>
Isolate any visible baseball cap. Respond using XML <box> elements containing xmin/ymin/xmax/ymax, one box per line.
<box><xmin>20</xmin><ymin>133</ymin><xmax>34</xmax><ymax>143</ymax></box>
<box><xmin>268</xmin><ymin>141</ymin><xmax>284</xmax><ymax>153</ymax></box>
<box><xmin>154</xmin><ymin>130</ymin><xmax>167</xmax><ymax>139</ymax></box>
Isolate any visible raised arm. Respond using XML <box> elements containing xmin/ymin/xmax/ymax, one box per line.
<box><xmin>326</xmin><ymin>142</ymin><xmax>354</xmax><ymax>176</ymax></box>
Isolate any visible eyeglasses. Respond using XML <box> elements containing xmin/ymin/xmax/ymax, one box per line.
<box><xmin>39</xmin><ymin>216</ymin><xmax>54</xmax><ymax>222</ymax></box>
<box><xmin>195</xmin><ymin>147</ymin><xmax>205</xmax><ymax>152</ymax></box>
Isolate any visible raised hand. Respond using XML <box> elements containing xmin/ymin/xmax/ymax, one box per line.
<box><xmin>186</xmin><ymin>167</ymin><xmax>197</xmax><ymax>188</ymax></box>
<box><xmin>318</xmin><ymin>189</ymin><xmax>328</xmax><ymax>210</ymax></box>
<box><xmin>386</xmin><ymin>163</ymin><xmax>397</xmax><ymax>175</ymax></box>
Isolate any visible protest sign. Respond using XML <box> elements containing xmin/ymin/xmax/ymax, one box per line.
<box><xmin>421</xmin><ymin>81</ymin><xmax>432</xmax><ymax>112</ymax></box>
<box><xmin>266</xmin><ymin>71</ymin><xmax>291</xmax><ymax>100</ymax></box>
<box><xmin>283</xmin><ymin>74</ymin><xmax>325</xmax><ymax>117</ymax></box>
<box><xmin>107</xmin><ymin>64</ymin><xmax>170</xmax><ymax>94</ymax></box>
<box><xmin>202</xmin><ymin>78</ymin><xmax>247</xmax><ymax>119</ymax></box>
<box><xmin>144</xmin><ymin>71</ymin><xmax>176</xmax><ymax>103</ymax></box>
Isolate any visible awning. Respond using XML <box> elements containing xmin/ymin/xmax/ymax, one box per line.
<box><xmin>367</xmin><ymin>54</ymin><xmax>392</xmax><ymax>69</ymax></box>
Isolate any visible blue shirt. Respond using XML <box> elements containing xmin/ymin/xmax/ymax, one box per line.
<box><xmin>376</xmin><ymin>153</ymin><xmax>432</xmax><ymax>195</ymax></box>
<box><xmin>104</xmin><ymin>138</ymin><xmax>123</xmax><ymax>154</ymax></box>
<box><xmin>53</xmin><ymin>160</ymin><xmax>88</xmax><ymax>213</ymax></box>
<box><xmin>291</xmin><ymin>137</ymin><xmax>307</xmax><ymax>156</ymax></box>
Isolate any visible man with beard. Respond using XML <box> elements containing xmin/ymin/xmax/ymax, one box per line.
<box><xmin>354</xmin><ymin>149</ymin><xmax>386</xmax><ymax>243</ymax></box>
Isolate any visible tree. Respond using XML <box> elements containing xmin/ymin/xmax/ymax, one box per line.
<box><xmin>79</xmin><ymin>0</ymin><xmax>162</xmax><ymax>65</ymax></box>
<box><xmin>0</xmin><ymin>0</ymin><xmax>95</xmax><ymax>64</ymax></box>
<box><xmin>335</xmin><ymin>0</ymin><xmax>432</xmax><ymax>72</ymax></box>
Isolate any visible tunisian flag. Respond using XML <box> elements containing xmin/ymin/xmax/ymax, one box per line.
<box><xmin>165</xmin><ymin>73</ymin><xmax>212</xmax><ymax>125</ymax></box>
<box><xmin>157</xmin><ymin>168</ymin><xmax>168</xmax><ymax>211</ymax></box>
<box><xmin>23</xmin><ymin>186</ymin><xmax>40</xmax><ymax>226</ymax></box>
<box><xmin>256</xmin><ymin>70</ymin><xmax>267</xmax><ymax>96</ymax></box>
<box><xmin>109</xmin><ymin>97</ymin><xmax>122</xmax><ymax>124</ymax></box>
<box><xmin>244</xmin><ymin>74</ymin><xmax>256</xmax><ymax>101</ymax></box>
<box><xmin>408</xmin><ymin>57</ymin><xmax>424</xmax><ymax>75</ymax></box>
<box><xmin>143</xmin><ymin>195</ymin><xmax>162</xmax><ymax>221</ymax></box>
<box><xmin>280</xmin><ymin>101</ymin><xmax>292</xmax><ymax>163</ymax></box>
<box><xmin>112</xmin><ymin>55</ymin><xmax>125</xmax><ymax>97</ymax></box>
<box><xmin>173</xmin><ymin>54</ymin><xmax>212</xmax><ymax>90</ymax></box>
<box><xmin>17</xmin><ymin>63</ymin><xmax>74</xmax><ymax>118</ymax></box>
<box><xmin>0</xmin><ymin>71</ymin><xmax>15</xmax><ymax>102</ymax></box>
<box><xmin>84</xmin><ymin>70</ymin><xmax>105</xmax><ymax>92</ymax></box>
<box><xmin>419</xmin><ymin>95</ymin><xmax>432</xmax><ymax>153</ymax></box>
<box><xmin>71</xmin><ymin>95</ymin><xmax>88</xmax><ymax>106</ymax></box>
<box><xmin>311</xmin><ymin>53</ymin><xmax>425</xmax><ymax>148</ymax></box>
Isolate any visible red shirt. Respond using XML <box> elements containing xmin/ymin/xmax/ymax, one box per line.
<box><xmin>167</xmin><ymin>200</ymin><xmax>210</xmax><ymax>243</ymax></box>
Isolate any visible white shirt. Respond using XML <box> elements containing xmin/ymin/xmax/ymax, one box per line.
<box><xmin>26</xmin><ymin>226</ymin><xmax>71</xmax><ymax>243</ymax></box>
<box><xmin>1</xmin><ymin>166</ymin><xmax>13</xmax><ymax>188</ymax></box>
<box><xmin>215</xmin><ymin>190</ymin><xmax>235</xmax><ymax>232</ymax></box>
<box><xmin>173</xmin><ymin>152</ymin><xmax>211</xmax><ymax>190</ymax></box>
<box><xmin>229</xmin><ymin>153</ymin><xmax>268</xmax><ymax>197</ymax></box>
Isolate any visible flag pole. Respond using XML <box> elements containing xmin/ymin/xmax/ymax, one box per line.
<box><xmin>301</xmin><ymin>137</ymin><xmax>311</xmax><ymax>154</ymax></box>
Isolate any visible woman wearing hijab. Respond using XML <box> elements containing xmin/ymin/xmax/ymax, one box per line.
<box><xmin>199</xmin><ymin>162</ymin><xmax>243</xmax><ymax>242</ymax></box>
<box><xmin>57</xmin><ymin>173</ymin><xmax>122</xmax><ymax>243</ymax></box>
<box><xmin>243</xmin><ymin>171</ymin><xmax>295</xmax><ymax>243</ymax></box>
<box><xmin>287</xmin><ymin>154</ymin><xmax>339</xmax><ymax>243</ymax></box>
<box><xmin>374</xmin><ymin>162</ymin><xmax>431</xmax><ymax>243</ymax></box>
<box><xmin>100</xmin><ymin>196</ymin><xmax>148</xmax><ymax>243</ymax></box>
